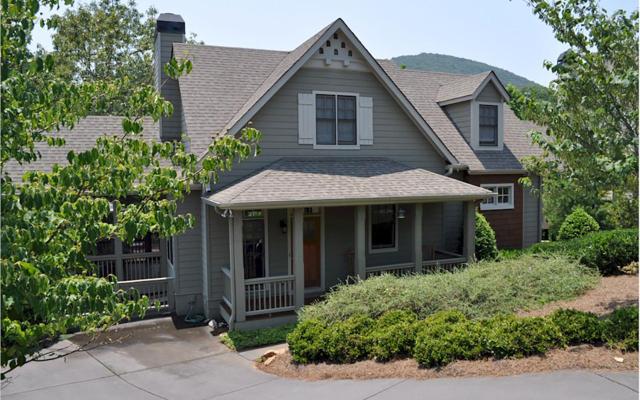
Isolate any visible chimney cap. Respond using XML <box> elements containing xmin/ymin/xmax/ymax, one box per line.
<box><xmin>156</xmin><ymin>13</ymin><xmax>185</xmax><ymax>34</ymax></box>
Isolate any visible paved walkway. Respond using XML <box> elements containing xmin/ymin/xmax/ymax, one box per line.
<box><xmin>2</xmin><ymin>318</ymin><xmax>638</xmax><ymax>400</ymax></box>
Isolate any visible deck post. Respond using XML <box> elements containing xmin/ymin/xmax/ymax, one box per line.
<box><xmin>232</xmin><ymin>211</ymin><xmax>246</xmax><ymax>322</ymax></box>
<box><xmin>463</xmin><ymin>201</ymin><xmax>476</xmax><ymax>263</ymax></box>
<box><xmin>414</xmin><ymin>203</ymin><xmax>423</xmax><ymax>273</ymax></box>
<box><xmin>114</xmin><ymin>238</ymin><xmax>124</xmax><ymax>280</ymax></box>
<box><xmin>355</xmin><ymin>205</ymin><xmax>366</xmax><ymax>279</ymax></box>
<box><xmin>292</xmin><ymin>208</ymin><xmax>305</xmax><ymax>309</ymax></box>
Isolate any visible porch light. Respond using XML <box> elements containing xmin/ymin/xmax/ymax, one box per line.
<box><xmin>397</xmin><ymin>207</ymin><xmax>406</xmax><ymax>219</ymax></box>
<box><xmin>279</xmin><ymin>219</ymin><xmax>288</xmax><ymax>234</ymax></box>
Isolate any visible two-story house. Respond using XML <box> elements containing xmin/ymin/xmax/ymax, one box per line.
<box><xmin>8</xmin><ymin>15</ymin><xmax>543</xmax><ymax>329</ymax></box>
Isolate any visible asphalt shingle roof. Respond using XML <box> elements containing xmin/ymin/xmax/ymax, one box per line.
<box><xmin>206</xmin><ymin>158</ymin><xmax>492</xmax><ymax>208</ymax></box>
<box><xmin>436</xmin><ymin>71</ymin><xmax>491</xmax><ymax>103</ymax></box>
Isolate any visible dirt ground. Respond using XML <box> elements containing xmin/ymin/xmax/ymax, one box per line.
<box><xmin>258</xmin><ymin>275</ymin><xmax>639</xmax><ymax>380</ymax></box>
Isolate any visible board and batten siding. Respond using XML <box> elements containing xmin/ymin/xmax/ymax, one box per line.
<box><xmin>523</xmin><ymin>175</ymin><xmax>542</xmax><ymax>247</ymax></box>
<box><xmin>174</xmin><ymin>191</ymin><xmax>204</xmax><ymax>314</ymax></box>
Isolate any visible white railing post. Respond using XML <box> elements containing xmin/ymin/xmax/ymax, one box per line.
<box><xmin>355</xmin><ymin>206</ymin><xmax>366</xmax><ymax>279</ymax></box>
<box><xmin>414</xmin><ymin>203</ymin><xmax>423</xmax><ymax>273</ymax></box>
<box><xmin>463</xmin><ymin>201</ymin><xmax>476</xmax><ymax>263</ymax></box>
<box><xmin>232</xmin><ymin>212</ymin><xmax>246</xmax><ymax>322</ymax></box>
<box><xmin>293</xmin><ymin>208</ymin><xmax>304</xmax><ymax>309</ymax></box>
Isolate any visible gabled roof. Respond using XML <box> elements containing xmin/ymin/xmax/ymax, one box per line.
<box><xmin>206</xmin><ymin>158</ymin><xmax>491</xmax><ymax>209</ymax></box>
<box><xmin>436</xmin><ymin>71</ymin><xmax>509</xmax><ymax>105</ymax></box>
<box><xmin>175</xmin><ymin>19</ymin><xmax>458</xmax><ymax>166</ymax></box>
<box><xmin>379</xmin><ymin>61</ymin><xmax>542</xmax><ymax>171</ymax></box>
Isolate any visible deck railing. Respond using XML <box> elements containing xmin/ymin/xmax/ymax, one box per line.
<box><xmin>118</xmin><ymin>277</ymin><xmax>173</xmax><ymax>313</ymax></box>
<box><xmin>365</xmin><ymin>262</ymin><xmax>416</xmax><ymax>277</ymax></box>
<box><xmin>366</xmin><ymin>251</ymin><xmax>467</xmax><ymax>277</ymax></box>
<box><xmin>244</xmin><ymin>275</ymin><xmax>296</xmax><ymax>316</ymax></box>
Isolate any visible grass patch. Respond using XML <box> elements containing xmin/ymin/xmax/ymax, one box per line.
<box><xmin>220</xmin><ymin>323</ymin><xmax>296</xmax><ymax>351</ymax></box>
<box><xmin>299</xmin><ymin>255</ymin><xmax>599</xmax><ymax>324</ymax></box>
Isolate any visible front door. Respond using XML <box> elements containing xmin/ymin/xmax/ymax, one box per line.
<box><xmin>303</xmin><ymin>215</ymin><xmax>322</xmax><ymax>289</ymax></box>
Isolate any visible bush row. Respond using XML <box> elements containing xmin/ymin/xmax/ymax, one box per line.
<box><xmin>287</xmin><ymin>306</ymin><xmax>638</xmax><ymax>366</ymax></box>
<box><xmin>499</xmin><ymin>228</ymin><xmax>638</xmax><ymax>275</ymax></box>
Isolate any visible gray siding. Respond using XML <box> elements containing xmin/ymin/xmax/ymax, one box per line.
<box><xmin>523</xmin><ymin>176</ymin><xmax>542</xmax><ymax>247</ymax></box>
<box><xmin>267</xmin><ymin>209</ymin><xmax>289</xmax><ymax>276</ymax></box>
<box><xmin>174</xmin><ymin>191</ymin><xmax>203</xmax><ymax>314</ymax></box>
<box><xmin>366</xmin><ymin>204</ymin><xmax>414</xmax><ymax>268</ymax></box>
<box><xmin>444</xmin><ymin>101</ymin><xmax>471</xmax><ymax>144</ymax></box>
<box><xmin>325</xmin><ymin>206</ymin><xmax>355</xmax><ymax>288</ymax></box>
<box><xmin>206</xmin><ymin>208</ymin><xmax>229</xmax><ymax>317</ymax></box>
<box><xmin>213</xmin><ymin>67</ymin><xmax>447</xmax><ymax>189</ymax></box>
<box><xmin>477</xmin><ymin>82</ymin><xmax>503</xmax><ymax>102</ymax></box>
<box><xmin>155</xmin><ymin>31</ymin><xmax>184</xmax><ymax>142</ymax></box>
<box><xmin>422</xmin><ymin>202</ymin><xmax>444</xmax><ymax>257</ymax></box>
<box><xmin>442</xmin><ymin>201</ymin><xmax>464</xmax><ymax>254</ymax></box>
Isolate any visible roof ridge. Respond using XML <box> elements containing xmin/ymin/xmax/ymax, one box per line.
<box><xmin>174</xmin><ymin>42</ymin><xmax>289</xmax><ymax>54</ymax></box>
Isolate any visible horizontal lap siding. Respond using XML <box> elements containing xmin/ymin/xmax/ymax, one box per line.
<box><xmin>442</xmin><ymin>202</ymin><xmax>463</xmax><ymax>254</ymax></box>
<box><xmin>213</xmin><ymin>68</ymin><xmax>447</xmax><ymax>189</ymax></box>
<box><xmin>175</xmin><ymin>191</ymin><xmax>203</xmax><ymax>314</ymax></box>
<box><xmin>477</xmin><ymin>82</ymin><xmax>502</xmax><ymax>102</ymax></box>
<box><xmin>523</xmin><ymin>175</ymin><xmax>542</xmax><ymax>247</ymax></box>
<box><xmin>324</xmin><ymin>206</ymin><xmax>354</xmax><ymax>288</ymax></box>
<box><xmin>444</xmin><ymin>102</ymin><xmax>471</xmax><ymax>144</ymax></box>
<box><xmin>466</xmin><ymin>174</ymin><xmax>524</xmax><ymax>249</ymax></box>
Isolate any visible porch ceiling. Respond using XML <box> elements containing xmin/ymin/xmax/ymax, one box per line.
<box><xmin>205</xmin><ymin>158</ymin><xmax>492</xmax><ymax>209</ymax></box>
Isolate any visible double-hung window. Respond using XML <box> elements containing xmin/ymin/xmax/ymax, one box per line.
<box><xmin>479</xmin><ymin>104</ymin><xmax>499</xmax><ymax>146</ymax></box>
<box><xmin>369</xmin><ymin>204</ymin><xmax>398</xmax><ymax>252</ymax></box>
<box><xmin>315</xmin><ymin>93</ymin><xmax>357</xmax><ymax>146</ymax></box>
<box><xmin>480</xmin><ymin>184</ymin><xmax>514</xmax><ymax>210</ymax></box>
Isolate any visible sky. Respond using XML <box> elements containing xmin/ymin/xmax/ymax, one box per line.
<box><xmin>31</xmin><ymin>0</ymin><xmax>637</xmax><ymax>86</ymax></box>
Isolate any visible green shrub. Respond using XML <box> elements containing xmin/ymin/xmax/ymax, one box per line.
<box><xmin>221</xmin><ymin>323</ymin><xmax>296</xmax><ymax>351</ymax></box>
<box><xmin>324</xmin><ymin>315</ymin><xmax>375</xmax><ymax>363</ymax></box>
<box><xmin>298</xmin><ymin>255</ymin><xmax>597</xmax><ymax>324</ymax></box>
<box><xmin>287</xmin><ymin>319</ymin><xmax>328</xmax><ymax>364</ymax></box>
<box><xmin>370</xmin><ymin>310</ymin><xmax>418</xmax><ymax>361</ymax></box>
<box><xmin>484</xmin><ymin>315</ymin><xmax>563</xmax><ymax>359</ymax></box>
<box><xmin>475</xmin><ymin>212</ymin><xmax>498</xmax><ymax>261</ymax></box>
<box><xmin>529</xmin><ymin>229</ymin><xmax>638</xmax><ymax>275</ymax></box>
<box><xmin>557</xmin><ymin>208</ymin><xmax>600</xmax><ymax>241</ymax></box>
<box><xmin>602</xmin><ymin>306</ymin><xmax>639</xmax><ymax>351</ymax></box>
<box><xmin>549</xmin><ymin>309</ymin><xmax>603</xmax><ymax>345</ymax></box>
<box><xmin>413</xmin><ymin>311</ymin><xmax>485</xmax><ymax>367</ymax></box>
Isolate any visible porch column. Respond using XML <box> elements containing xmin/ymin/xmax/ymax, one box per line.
<box><xmin>463</xmin><ymin>201</ymin><xmax>476</xmax><ymax>263</ymax></box>
<box><xmin>232</xmin><ymin>211</ymin><xmax>246</xmax><ymax>322</ymax></box>
<box><xmin>414</xmin><ymin>203</ymin><xmax>423</xmax><ymax>273</ymax></box>
<box><xmin>292</xmin><ymin>208</ymin><xmax>305</xmax><ymax>309</ymax></box>
<box><xmin>355</xmin><ymin>205</ymin><xmax>366</xmax><ymax>279</ymax></box>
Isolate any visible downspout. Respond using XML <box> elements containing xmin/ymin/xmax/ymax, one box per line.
<box><xmin>445</xmin><ymin>164</ymin><xmax>468</xmax><ymax>177</ymax></box>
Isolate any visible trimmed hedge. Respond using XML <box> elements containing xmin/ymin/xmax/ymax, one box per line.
<box><xmin>558</xmin><ymin>207</ymin><xmax>600</xmax><ymax>241</ymax></box>
<box><xmin>287</xmin><ymin>306</ymin><xmax>639</xmax><ymax>367</ymax></box>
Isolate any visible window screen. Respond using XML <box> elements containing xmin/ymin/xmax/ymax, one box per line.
<box><xmin>370</xmin><ymin>205</ymin><xmax>396</xmax><ymax>249</ymax></box>
<box><xmin>479</xmin><ymin>104</ymin><xmax>498</xmax><ymax>146</ymax></box>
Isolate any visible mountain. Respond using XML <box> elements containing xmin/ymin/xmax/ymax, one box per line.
<box><xmin>391</xmin><ymin>53</ymin><xmax>543</xmax><ymax>89</ymax></box>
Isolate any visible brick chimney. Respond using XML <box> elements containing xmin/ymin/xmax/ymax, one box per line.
<box><xmin>154</xmin><ymin>13</ymin><xmax>185</xmax><ymax>142</ymax></box>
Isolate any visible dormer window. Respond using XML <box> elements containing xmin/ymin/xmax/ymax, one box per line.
<box><xmin>479</xmin><ymin>104</ymin><xmax>498</xmax><ymax>146</ymax></box>
<box><xmin>316</xmin><ymin>93</ymin><xmax>357</xmax><ymax>146</ymax></box>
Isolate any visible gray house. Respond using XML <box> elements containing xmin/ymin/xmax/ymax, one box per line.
<box><xmin>9</xmin><ymin>15</ymin><xmax>544</xmax><ymax>329</ymax></box>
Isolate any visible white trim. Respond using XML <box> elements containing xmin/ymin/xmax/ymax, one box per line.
<box><xmin>471</xmin><ymin>101</ymin><xmax>504</xmax><ymax>151</ymax></box>
<box><xmin>303</xmin><ymin>207</ymin><xmax>325</xmax><ymax>294</ymax></box>
<box><xmin>219</xmin><ymin>20</ymin><xmax>459</xmax><ymax>165</ymax></box>
<box><xmin>437</xmin><ymin>72</ymin><xmax>510</xmax><ymax>106</ymax></box>
<box><xmin>312</xmin><ymin>90</ymin><xmax>360</xmax><ymax>149</ymax></box>
<box><xmin>480</xmin><ymin>183</ymin><xmax>514</xmax><ymax>211</ymax></box>
<box><xmin>368</xmin><ymin>204</ymin><xmax>399</xmax><ymax>254</ymax></box>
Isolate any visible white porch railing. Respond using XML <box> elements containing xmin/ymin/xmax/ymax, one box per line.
<box><xmin>118</xmin><ymin>277</ymin><xmax>173</xmax><ymax>313</ymax></box>
<box><xmin>122</xmin><ymin>252</ymin><xmax>162</xmax><ymax>280</ymax></box>
<box><xmin>366</xmin><ymin>250</ymin><xmax>468</xmax><ymax>277</ymax></box>
<box><xmin>421</xmin><ymin>257</ymin><xmax>467</xmax><ymax>273</ymax></box>
<box><xmin>244</xmin><ymin>275</ymin><xmax>296</xmax><ymax>317</ymax></box>
<box><xmin>365</xmin><ymin>262</ymin><xmax>415</xmax><ymax>277</ymax></box>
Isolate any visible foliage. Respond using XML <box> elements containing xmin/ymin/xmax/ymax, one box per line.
<box><xmin>289</xmin><ymin>306</ymin><xmax>639</xmax><ymax>366</ymax></box>
<box><xmin>549</xmin><ymin>309</ymin><xmax>603</xmax><ymax>345</ymax></box>
<box><xmin>528</xmin><ymin>228</ymin><xmax>638</xmax><ymax>275</ymax></box>
<box><xmin>475</xmin><ymin>212</ymin><xmax>498</xmax><ymax>261</ymax></box>
<box><xmin>220</xmin><ymin>323</ymin><xmax>296</xmax><ymax>351</ymax></box>
<box><xmin>509</xmin><ymin>0</ymin><xmax>638</xmax><ymax>236</ymax></box>
<box><xmin>298</xmin><ymin>255</ymin><xmax>598</xmax><ymax>324</ymax></box>
<box><xmin>370</xmin><ymin>310</ymin><xmax>418</xmax><ymax>361</ymax></box>
<box><xmin>47</xmin><ymin>0</ymin><xmax>201</xmax><ymax>115</ymax></box>
<box><xmin>1</xmin><ymin>0</ymin><xmax>260</xmax><ymax>376</ymax></box>
<box><xmin>557</xmin><ymin>207</ymin><xmax>600</xmax><ymax>240</ymax></box>
<box><xmin>601</xmin><ymin>306</ymin><xmax>638</xmax><ymax>351</ymax></box>
<box><xmin>391</xmin><ymin>53</ymin><xmax>542</xmax><ymax>89</ymax></box>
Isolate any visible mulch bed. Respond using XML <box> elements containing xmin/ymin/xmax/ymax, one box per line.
<box><xmin>257</xmin><ymin>275</ymin><xmax>639</xmax><ymax>380</ymax></box>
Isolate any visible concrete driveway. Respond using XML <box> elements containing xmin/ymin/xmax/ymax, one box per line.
<box><xmin>2</xmin><ymin>317</ymin><xmax>637</xmax><ymax>400</ymax></box>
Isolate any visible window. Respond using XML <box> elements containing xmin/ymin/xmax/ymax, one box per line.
<box><xmin>370</xmin><ymin>204</ymin><xmax>398</xmax><ymax>252</ymax></box>
<box><xmin>480</xmin><ymin>184</ymin><xmax>514</xmax><ymax>210</ymax></box>
<box><xmin>479</xmin><ymin>104</ymin><xmax>498</xmax><ymax>146</ymax></box>
<box><xmin>243</xmin><ymin>210</ymin><xmax>266</xmax><ymax>279</ymax></box>
<box><xmin>315</xmin><ymin>93</ymin><xmax>357</xmax><ymax>146</ymax></box>
<box><xmin>167</xmin><ymin>236</ymin><xmax>174</xmax><ymax>265</ymax></box>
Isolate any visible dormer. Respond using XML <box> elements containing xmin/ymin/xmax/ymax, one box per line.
<box><xmin>437</xmin><ymin>71</ymin><xmax>509</xmax><ymax>151</ymax></box>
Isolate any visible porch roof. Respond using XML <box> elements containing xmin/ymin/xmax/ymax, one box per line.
<box><xmin>205</xmin><ymin>158</ymin><xmax>492</xmax><ymax>209</ymax></box>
